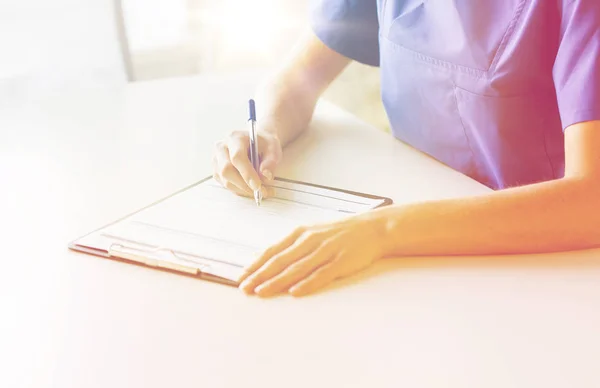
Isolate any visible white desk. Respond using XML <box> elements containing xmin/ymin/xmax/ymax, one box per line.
<box><xmin>1</xmin><ymin>73</ymin><xmax>599</xmax><ymax>388</ymax></box>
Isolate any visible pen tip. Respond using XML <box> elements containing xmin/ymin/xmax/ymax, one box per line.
<box><xmin>254</xmin><ymin>190</ymin><xmax>262</xmax><ymax>206</ymax></box>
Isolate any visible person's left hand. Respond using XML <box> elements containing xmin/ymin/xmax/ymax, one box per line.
<box><xmin>238</xmin><ymin>213</ymin><xmax>387</xmax><ymax>297</ymax></box>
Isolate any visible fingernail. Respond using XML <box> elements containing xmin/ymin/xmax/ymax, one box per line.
<box><xmin>239</xmin><ymin>279</ymin><xmax>255</xmax><ymax>293</ymax></box>
<box><xmin>289</xmin><ymin>287</ymin><xmax>304</xmax><ymax>297</ymax></box>
<box><xmin>262</xmin><ymin>170</ymin><xmax>273</xmax><ymax>181</ymax></box>
<box><xmin>255</xmin><ymin>285</ymin><xmax>274</xmax><ymax>297</ymax></box>
<box><xmin>265</xmin><ymin>186</ymin><xmax>275</xmax><ymax>198</ymax></box>
<box><xmin>249</xmin><ymin>179</ymin><xmax>260</xmax><ymax>191</ymax></box>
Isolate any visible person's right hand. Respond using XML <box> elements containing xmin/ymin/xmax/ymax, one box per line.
<box><xmin>212</xmin><ymin>129</ymin><xmax>282</xmax><ymax>198</ymax></box>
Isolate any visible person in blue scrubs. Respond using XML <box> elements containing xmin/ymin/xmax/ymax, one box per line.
<box><xmin>212</xmin><ymin>0</ymin><xmax>600</xmax><ymax>297</ymax></box>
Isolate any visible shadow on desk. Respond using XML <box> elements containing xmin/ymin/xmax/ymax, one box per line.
<box><xmin>320</xmin><ymin>248</ymin><xmax>600</xmax><ymax>296</ymax></box>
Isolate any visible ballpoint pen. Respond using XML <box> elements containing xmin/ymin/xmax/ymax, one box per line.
<box><xmin>248</xmin><ymin>99</ymin><xmax>262</xmax><ymax>206</ymax></box>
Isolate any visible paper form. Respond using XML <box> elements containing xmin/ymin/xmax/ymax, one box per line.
<box><xmin>81</xmin><ymin>178</ymin><xmax>386</xmax><ymax>276</ymax></box>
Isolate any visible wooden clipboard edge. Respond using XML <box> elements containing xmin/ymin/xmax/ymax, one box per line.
<box><xmin>68</xmin><ymin>238</ymin><xmax>239</xmax><ymax>287</ymax></box>
<box><xmin>67</xmin><ymin>175</ymin><xmax>392</xmax><ymax>284</ymax></box>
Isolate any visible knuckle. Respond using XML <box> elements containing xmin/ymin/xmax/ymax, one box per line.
<box><xmin>214</xmin><ymin>141</ymin><xmax>226</xmax><ymax>151</ymax></box>
<box><xmin>229</xmin><ymin>132</ymin><xmax>246</xmax><ymax>144</ymax></box>
<box><xmin>293</xmin><ymin>226</ymin><xmax>306</xmax><ymax>236</ymax></box>
<box><xmin>324</xmin><ymin>260</ymin><xmax>344</xmax><ymax>276</ymax></box>
<box><xmin>219</xmin><ymin>161</ymin><xmax>235</xmax><ymax>176</ymax></box>
<box><xmin>265</xmin><ymin>256</ymin><xmax>289</xmax><ymax>272</ymax></box>
<box><xmin>317</xmin><ymin>265</ymin><xmax>335</xmax><ymax>278</ymax></box>
<box><xmin>298</xmin><ymin>230</ymin><xmax>321</xmax><ymax>245</ymax></box>
<box><xmin>231</xmin><ymin>130</ymin><xmax>246</xmax><ymax>138</ymax></box>
<box><xmin>288</xmin><ymin>261</ymin><xmax>312</xmax><ymax>274</ymax></box>
<box><xmin>230</xmin><ymin>151</ymin><xmax>247</xmax><ymax>165</ymax></box>
<box><xmin>262</xmin><ymin>245</ymin><xmax>279</xmax><ymax>258</ymax></box>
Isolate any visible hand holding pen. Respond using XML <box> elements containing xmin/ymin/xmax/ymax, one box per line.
<box><xmin>248</xmin><ymin>99</ymin><xmax>262</xmax><ymax>205</ymax></box>
<box><xmin>211</xmin><ymin>99</ymin><xmax>283</xmax><ymax>201</ymax></box>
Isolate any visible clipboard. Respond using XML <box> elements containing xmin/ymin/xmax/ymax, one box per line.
<box><xmin>68</xmin><ymin>176</ymin><xmax>393</xmax><ymax>286</ymax></box>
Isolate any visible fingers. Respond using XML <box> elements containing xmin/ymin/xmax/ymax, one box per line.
<box><xmin>212</xmin><ymin>131</ymin><xmax>282</xmax><ymax>198</ymax></box>
<box><xmin>238</xmin><ymin>227</ymin><xmax>305</xmax><ymax>283</ymax></box>
<box><xmin>212</xmin><ymin>173</ymin><xmax>248</xmax><ymax>197</ymax></box>
<box><xmin>238</xmin><ymin>224</ymin><xmax>367</xmax><ymax>297</ymax></box>
<box><xmin>228</xmin><ymin>133</ymin><xmax>262</xmax><ymax>191</ymax></box>
<box><xmin>253</xmin><ymin>245</ymin><xmax>333</xmax><ymax>297</ymax></box>
<box><xmin>259</xmin><ymin>139</ymin><xmax>282</xmax><ymax>183</ymax></box>
<box><xmin>288</xmin><ymin>256</ymin><xmax>346</xmax><ymax>297</ymax></box>
<box><xmin>213</xmin><ymin>141</ymin><xmax>253</xmax><ymax>197</ymax></box>
<box><xmin>239</xmin><ymin>233</ymin><xmax>326</xmax><ymax>294</ymax></box>
<box><xmin>238</xmin><ymin>227</ymin><xmax>308</xmax><ymax>287</ymax></box>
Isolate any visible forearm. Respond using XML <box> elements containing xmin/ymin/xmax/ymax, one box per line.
<box><xmin>254</xmin><ymin>73</ymin><xmax>316</xmax><ymax>147</ymax></box>
<box><xmin>371</xmin><ymin>176</ymin><xmax>600</xmax><ymax>257</ymax></box>
<box><xmin>255</xmin><ymin>30</ymin><xmax>350</xmax><ymax>146</ymax></box>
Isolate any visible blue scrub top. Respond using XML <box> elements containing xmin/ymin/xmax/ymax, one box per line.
<box><xmin>310</xmin><ymin>0</ymin><xmax>600</xmax><ymax>189</ymax></box>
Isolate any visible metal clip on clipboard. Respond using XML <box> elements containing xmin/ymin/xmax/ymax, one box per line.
<box><xmin>108</xmin><ymin>243</ymin><xmax>244</xmax><ymax>284</ymax></box>
<box><xmin>108</xmin><ymin>243</ymin><xmax>204</xmax><ymax>274</ymax></box>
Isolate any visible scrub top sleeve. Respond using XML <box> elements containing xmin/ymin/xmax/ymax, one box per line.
<box><xmin>553</xmin><ymin>0</ymin><xmax>600</xmax><ymax>130</ymax></box>
<box><xmin>309</xmin><ymin>0</ymin><xmax>380</xmax><ymax>66</ymax></box>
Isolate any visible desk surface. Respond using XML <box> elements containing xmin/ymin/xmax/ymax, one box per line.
<box><xmin>1</xmin><ymin>73</ymin><xmax>599</xmax><ymax>388</ymax></box>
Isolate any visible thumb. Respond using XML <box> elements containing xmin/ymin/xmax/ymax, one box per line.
<box><xmin>259</xmin><ymin>145</ymin><xmax>281</xmax><ymax>182</ymax></box>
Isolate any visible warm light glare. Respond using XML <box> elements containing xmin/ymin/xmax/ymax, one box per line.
<box><xmin>199</xmin><ymin>0</ymin><xmax>300</xmax><ymax>58</ymax></box>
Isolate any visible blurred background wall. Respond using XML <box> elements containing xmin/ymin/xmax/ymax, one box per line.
<box><xmin>0</xmin><ymin>0</ymin><xmax>389</xmax><ymax>131</ymax></box>
<box><xmin>0</xmin><ymin>0</ymin><xmax>127</xmax><ymax>96</ymax></box>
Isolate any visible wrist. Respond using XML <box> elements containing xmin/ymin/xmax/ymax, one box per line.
<box><xmin>256</xmin><ymin>114</ymin><xmax>282</xmax><ymax>142</ymax></box>
<box><xmin>254</xmin><ymin>77</ymin><xmax>316</xmax><ymax>147</ymax></box>
<box><xmin>358</xmin><ymin>206</ymin><xmax>398</xmax><ymax>258</ymax></box>
<box><xmin>253</xmin><ymin>87</ymin><xmax>293</xmax><ymax>145</ymax></box>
